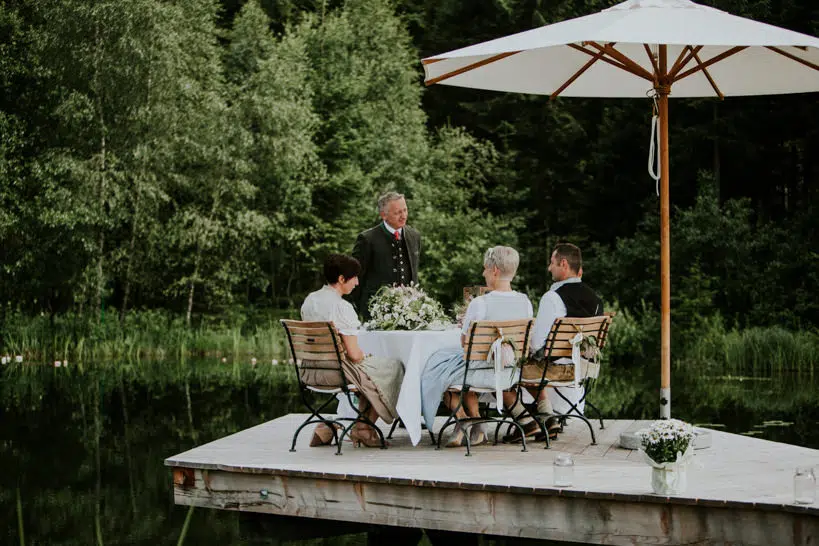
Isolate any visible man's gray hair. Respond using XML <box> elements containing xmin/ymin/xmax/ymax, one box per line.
<box><xmin>378</xmin><ymin>191</ymin><xmax>405</xmax><ymax>213</ymax></box>
<box><xmin>484</xmin><ymin>246</ymin><xmax>520</xmax><ymax>281</ymax></box>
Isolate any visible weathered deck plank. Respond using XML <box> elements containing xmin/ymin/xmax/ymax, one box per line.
<box><xmin>166</xmin><ymin>415</ymin><xmax>819</xmax><ymax>545</ymax></box>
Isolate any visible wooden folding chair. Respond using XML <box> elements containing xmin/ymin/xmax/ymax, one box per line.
<box><xmin>280</xmin><ymin>320</ymin><xmax>387</xmax><ymax>454</ymax></box>
<box><xmin>518</xmin><ymin>315</ymin><xmax>613</xmax><ymax>446</ymax></box>
<box><xmin>437</xmin><ymin>318</ymin><xmax>534</xmax><ymax>456</ymax></box>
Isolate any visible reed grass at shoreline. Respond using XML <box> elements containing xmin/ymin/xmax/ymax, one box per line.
<box><xmin>2</xmin><ymin>309</ymin><xmax>817</xmax><ymax>374</ymax></box>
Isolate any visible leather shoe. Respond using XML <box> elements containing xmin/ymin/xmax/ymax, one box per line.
<box><xmin>534</xmin><ymin>416</ymin><xmax>562</xmax><ymax>442</ymax></box>
<box><xmin>309</xmin><ymin>423</ymin><xmax>341</xmax><ymax>447</ymax></box>
<box><xmin>501</xmin><ymin>420</ymin><xmax>540</xmax><ymax>443</ymax></box>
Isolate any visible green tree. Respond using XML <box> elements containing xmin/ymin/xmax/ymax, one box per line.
<box><xmin>224</xmin><ymin>0</ymin><xmax>325</xmax><ymax>305</ymax></box>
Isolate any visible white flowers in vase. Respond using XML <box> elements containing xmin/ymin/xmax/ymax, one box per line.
<box><xmin>638</xmin><ymin>418</ymin><xmax>697</xmax><ymax>495</ymax></box>
<box><xmin>365</xmin><ymin>284</ymin><xmax>450</xmax><ymax>331</ymax></box>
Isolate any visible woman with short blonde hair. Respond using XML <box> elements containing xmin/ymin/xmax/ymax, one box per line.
<box><xmin>421</xmin><ymin>246</ymin><xmax>533</xmax><ymax>448</ymax></box>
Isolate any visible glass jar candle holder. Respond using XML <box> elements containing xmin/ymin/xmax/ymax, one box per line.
<box><xmin>553</xmin><ymin>453</ymin><xmax>574</xmax><ymax>487</ymax></box>
<box><xmin>794</xmin><ymin>467</ymin><xmax>816</xmax><ymax>504</ymax></box>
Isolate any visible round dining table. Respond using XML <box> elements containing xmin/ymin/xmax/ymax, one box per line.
<box><xmin>357</xmin><ymin>328</ymin><xmax>461</xmax><ymax>446</ymax></box>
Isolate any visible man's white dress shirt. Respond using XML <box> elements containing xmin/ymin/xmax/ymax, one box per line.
<box><xmin>531</xmin><ymin>276</ymin><xmax>585</xmax><ymax>414</ymax></box>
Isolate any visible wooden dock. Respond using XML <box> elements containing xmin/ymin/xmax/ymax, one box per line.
<box><xmin>166</xmin><ymin>414</ymin><xmax>819</xmax><ymax>545</ymax></box>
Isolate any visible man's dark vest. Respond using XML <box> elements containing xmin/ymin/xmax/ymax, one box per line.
<box><xmin>388</xmin><ymin>229</ymin><xmax>413</xmax><ymax>286</ymax></box>
<box><xmin>555</xmin><ymin>282</ymin><xmax>604</xmax><ymax>317</ymax></box>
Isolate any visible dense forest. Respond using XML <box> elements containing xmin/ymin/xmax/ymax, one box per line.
<box><xmin>1</xmin><ymin>0</ymin><xmax>817</xmax><ymax>344</ymax></box>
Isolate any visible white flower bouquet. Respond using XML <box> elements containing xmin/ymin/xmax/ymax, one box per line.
<box><xmin>365</xmin><ymin>284</ymin><xmax>451</xmax><ymax>331</ymax></box>
<box><xmin>638</xmin><ymin>418</ymin><xmax>697</xmax><ymax>494</ymax></box>
<box><xmin>638</xmin><ymin>418</ymin><xmax>695</xmax><ymax>464</ymax></box>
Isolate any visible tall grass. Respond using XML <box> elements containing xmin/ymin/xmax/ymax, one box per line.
<box><xmin>5</xmin><ymin>306</ymin><xmax>817</xmax><ymax>376</ymax></box>
<box><xmin>719</xmin><ymin>327</ymin><xmax>818</xmax><ymax>375</ymax></box>
<box><xmin>680</xmin><ymin>319</ymin><xmax>817</xmax><ymax>376</ymax></box>
<box><xmin>1</xmin><ymin>310</ymin><xmax>292</xmax><ymax>364</ymax></box>
<box><xmin>600</xmin><ymin>303</ymin><xmax>817</xmax><ymax>376</ymax></box>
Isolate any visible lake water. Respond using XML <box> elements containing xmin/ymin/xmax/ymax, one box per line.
<box><xmin>2</xmin><ymin>360</ymin><xmax>816</xmax><ymax>544</ymax></box>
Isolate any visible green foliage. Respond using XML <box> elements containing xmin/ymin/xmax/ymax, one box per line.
<box><xmin>1</xmin><ymin>0</ymin><xmax>818</xmax><ymax>342</ymax></box>
<box><xmin>589</xmin><ymin>177</ymin><xmax>819</xmax><ymax>332</ymax></box>
<box><xmin>414</xmin><ymin>126</ymin><xmax>523</xmax><ymax>303</ymax></box>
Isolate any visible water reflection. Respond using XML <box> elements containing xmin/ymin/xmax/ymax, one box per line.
<box><xmin>1</xmin><ymin>360</ymin><xmax>816</xmax><ymax>544</ymax></box>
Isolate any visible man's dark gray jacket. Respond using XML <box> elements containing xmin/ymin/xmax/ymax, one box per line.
<box><xmin>350</xmin><ymin>224</ymin><xmax>421</xmax><ymax>318</ymax></box>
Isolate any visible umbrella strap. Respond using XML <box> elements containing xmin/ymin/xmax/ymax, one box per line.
<box><xmin>648</xmin><ymin>94</ymin><xmax>661</xmax><ymax>189</ymax></box>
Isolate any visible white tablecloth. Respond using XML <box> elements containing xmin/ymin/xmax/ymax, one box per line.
<box><xmin>358</xmin><ymin>328</ymin><xmax>461</xmax><ymax>445</ymax></box>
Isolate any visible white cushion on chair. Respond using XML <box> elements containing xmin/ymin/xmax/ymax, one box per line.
<box><xmin>469</xmin><ymin>386</ymin><xmax>498</xmax><ymax>393</ymax></box>
<box><xmin>447</xmin><ymin>385</ymin><xmax>504</xmax><ymax>394</ymax></box>
<box><xmin>306</xmin><ymin>385</ymin><xmax>357</xmax><ymax>393</ymax></box>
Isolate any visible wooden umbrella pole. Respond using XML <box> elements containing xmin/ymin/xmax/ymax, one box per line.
<box><xmin>657</xmin><ymin>45</ymin><xmax>672</xmax><ymax>419</ymax></box>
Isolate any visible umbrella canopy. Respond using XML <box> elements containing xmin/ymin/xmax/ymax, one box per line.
<box><xmin>421</xmin><ymin>0</ymin><xmax>819</xmax><ymax>418</ymax></box>
<box><xmin>423</xmin><ymin>0</ymin><xmax>819</xmax><ymax>98</ymax></box>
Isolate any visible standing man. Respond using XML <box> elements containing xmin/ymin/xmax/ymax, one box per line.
<box><xmin>351</xmin><ymin>191</ymin><xmax>421</xmax><ymax>319</ymax></box>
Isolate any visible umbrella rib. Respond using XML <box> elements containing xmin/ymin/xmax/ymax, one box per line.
<box><xmin>668</xmin><ymin>45</ymin><xmax>703</xmax><ymax>80</ymax></box>
<box><xmin>551</xmin><ymin>50</ymin><xmax>606</xmax><ymax>99</ymax></box>
<box><xmin>424</xmin><ymin>51</ymin><xmax>521</xmax><ymax>86</ymax></box>
<box><xmin>675</xmin><ymin>46</ymin><xmax>747</xmax><ymax>82</ymax></box>
<box><xmin>585</xmin><ymin>42</ymin><xmax>654</xmax><ymax>81</ymax></box>
<box><xmin>567</xmin><ymin>43</ymin><xmax>634</xmax><ymax>74</ymax></box>
<box><xmin>766</xmin><ymin>46</ymin><xmax>819</xmax><ymax>73</ymax></box>
<box><xmin>643</xmin><ymin>44</ymin><xmax>660</xmax><ymax>78</ymax></box>
<box><xmin>690</xmin><ymin>49</ymin><xmax>724</xmax><ymax>99</ymax></box>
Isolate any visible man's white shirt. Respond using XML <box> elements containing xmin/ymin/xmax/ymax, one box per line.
<box><xmin>382</xmin><ymin>221</ymin><xmax>403</xmax><ymax>238</ymax></box>
<box><xmin>530</xmin><ymin>276</ymin><xmax>582</xmax><ymax>353</ymax></box>
<box><xmin>531</xmin><ymin>276</ymin><xmax>586</xmax><ymax>415</ymax></box>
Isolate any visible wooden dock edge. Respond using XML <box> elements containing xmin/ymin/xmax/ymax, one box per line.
<box><xmin>171</xmin><ymin>467</ymin><xmax>819</xmax><ymax>545</ymax></box>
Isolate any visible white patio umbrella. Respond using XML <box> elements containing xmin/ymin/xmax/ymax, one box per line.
<box><xmin>422</xmin><ymin>0</ymin><xmax>819</xmax><ymax>418</ymax></box>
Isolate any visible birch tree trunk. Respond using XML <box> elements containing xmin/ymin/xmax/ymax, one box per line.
<box><xmin>120</xmin><ymin>190</ymin><xmax>142</xmax><ymax>322</ymax></box>
<box><xmin>93</xmin><ymin>19</ymin><xmax>107</xmax><ymax>323</ymax></box>
<box><xmin>186</xmin><ymin>193</ymin><xmax>222</xmax><ymax>327</ymax></box>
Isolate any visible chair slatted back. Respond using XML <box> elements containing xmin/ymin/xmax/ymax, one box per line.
<box><xmin>464</xmin><ymin>318</ymin><xmax>534</xmax><ymax>363</ymax></box>
<box><xmin>281</xmin><ymin>320</ymin><xmax>348</xmax><ymax>389</ymax></box>
<box><xmin>544</xmin><ymin>315</ymin><xmax>613</xmax><ymax>360</ymax></box>
<box><xmin>281</xmin><ymin>320</ymin><xmax>345</xmax><ymax>361</ymax></box>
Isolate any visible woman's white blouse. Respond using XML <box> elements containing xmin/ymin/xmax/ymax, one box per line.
<box><xmin>300</xmin><ymin>285</ymin><xmax>361</xmax><ymax>336</ymax></box>
<box><xmin>461</xmin><ymin>290</ymin><xmax>534</xmax><ymax>335</ymax></box>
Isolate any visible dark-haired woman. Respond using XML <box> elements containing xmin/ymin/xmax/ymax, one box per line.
<box><xmin>300</xmin><ymin>254</ymin><xmax>404</xmax><ymax>448</ymax></box>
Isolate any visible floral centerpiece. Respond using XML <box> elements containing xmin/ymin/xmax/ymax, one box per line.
<box><xmin>638</xmin><ymin>418</ymin><xmax>696</xmax><ymax>495</ymax></box>
<box><xmin>365</xmin><ymin>284</ymin><xmax>450</xmax><ymax>331</ymax></box>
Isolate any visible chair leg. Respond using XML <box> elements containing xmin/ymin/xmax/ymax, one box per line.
<box><xmin>586</xmin><ymin>400</ymin><xmax>605</xmax><ymax>429</ymax></box>
<box><xmin>387</xmin><ymin>418</ymin><xmax>401</xmax><ymax>439</ymax></box>
<box><xmin>290</xmin><ymin>418</ymin><xmax>315</xmax><ymax>452</ymax></box>
<box><xmin>437</xmin><ymin>391</ymin><xmax>465</xmax><ymax>450</ymax></box>
<box><xmin>553</xmin><ymin>388</ymin><xmax>597</xmax><ymax>444</ymax></box>
<box><xmin>571</xmin><ymin>414</ymin><xmax>597</xmax><ymax>445</ymax></box>
<box><xmin>291</xmin><ymin>389</ymin><xmax>341</xmax><ymax>452</ymax></box>
<box><xmin>492</xmin><ymin>421</ymin><xmax>509</xmax><ymax>445</ymax></box>
<box><xmin>463</xmin><ymin>423</ymin><xmax>472</xmax><ymax>457</ymax></box>
<box><xmin>340</xmin><ymin>395</ymin><xmax>389</xmax><ymax>451</ymax></box>
<box><xmin>539</xmin><ymin>416</ymin><xmax>552</xmax><ymax>450</ymax></box>
<box><xmin>436</xmin><ymin>415</ymin><xmax>458</xmax><ymax>450</ymax></box>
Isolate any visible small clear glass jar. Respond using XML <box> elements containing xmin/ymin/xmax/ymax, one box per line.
<box><xmin>553</xmin><ymin>453</ymin><xmax>574</xmax><ymax>487</ymax></box>
<box><xmin>794</xmin><ymin>467</ymin><xmax>816</xmax><ymax>504</ymax></box>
